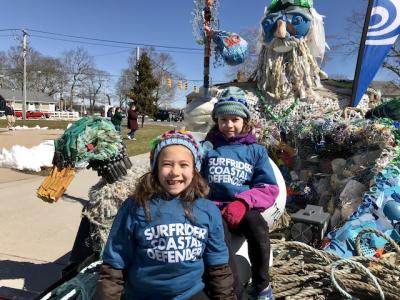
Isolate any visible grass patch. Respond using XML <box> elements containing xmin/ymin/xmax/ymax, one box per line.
<box><xmin>122</xmin><ymin>124</ymin><xmax>180</xmax><ymax>156</ymax></box>
<box><xmin>0</xmin><ymin>119</ymin><xmax>71</xmax><ymax>129</ymax></box>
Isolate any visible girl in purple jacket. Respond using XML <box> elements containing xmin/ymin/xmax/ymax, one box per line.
<box><xmin>202</xmin><ymin>87</ymin><xmax>279</xmax><ymax>300</ymax></box>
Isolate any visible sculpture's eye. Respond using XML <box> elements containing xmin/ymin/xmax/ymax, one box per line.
<box><xmin>291</xmin><ymin>15</ymin><xmax>303</xmax><ymax>25</ymax></box>
<box><xmin>286</xmin><ymin>12</ymin><xmax>311</xmax><ymax>38</ymax></box>
<box><xmin>261</xmin><ymin>12</ymin><xmax>282</xmax><ymax>43</ymax></box>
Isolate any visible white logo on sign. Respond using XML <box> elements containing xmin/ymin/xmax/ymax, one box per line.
<box><xmin>366</xmin><ymin>0</ymin><xmax>400</xmax><ymax>45</ymax></box>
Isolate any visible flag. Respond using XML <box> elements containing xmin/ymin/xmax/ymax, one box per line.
<box><xmin>351</xmin><ymin>0</ymin><xmax>400</xmax><ymax>107</ymax></box>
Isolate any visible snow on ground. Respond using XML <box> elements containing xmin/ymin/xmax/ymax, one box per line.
<box><xmin>0</xmin><ymin>140</ymin><xmax>54</xmax><ymax>172</ymax></box>
<box><xmin>0</xmin><ymin>126</ymin><xmax>59</xmax><ymax>171</ymax></box>
<box><xmin>14</xmin><ymin>125</ymin><xmax>50</xmax><ymax>130</ymax></box>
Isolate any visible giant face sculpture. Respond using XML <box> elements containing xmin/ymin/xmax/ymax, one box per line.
<box><xmin>262</xmin><ymin>5</ymin><xmax>312</xmax><ymax>46</ymax></box>
<box><xmin>256</xmin><ymin>0</ymin><xmax>327</xmax><ymax>100</ymax></box>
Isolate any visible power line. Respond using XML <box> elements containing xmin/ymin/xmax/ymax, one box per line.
<box><xmin>30</xmin><ymin>34</ymin><xmax>204</xmax><ymax>56</ymax></box>
<box><xmin>28</xmin><ymin>28</ymin><xmax>203</xmax><ymax>52</ymax></box>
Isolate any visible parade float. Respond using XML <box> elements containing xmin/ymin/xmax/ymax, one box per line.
<box><xmin>36</xmin><ymin>0</ymin><xmax>400</xmax><ymax>299</ymax></box>
<box><xmin>186</xmin><ymin>0</ymin><xmax>400</xmax><ymax>298</ymax></box>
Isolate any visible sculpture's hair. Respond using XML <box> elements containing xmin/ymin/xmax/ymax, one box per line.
<box><xmin>133</xmin><ymin>158</ymin><xmax>209</xmax><ymax>222</ymax></box>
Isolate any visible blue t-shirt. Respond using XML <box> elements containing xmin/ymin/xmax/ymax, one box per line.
<box><xmin>102</xmin><ymin>197</ymin><xmax>228</xmax><ymax>300</ymax></box>
<box><xmin>202</xmin><ymin>142</ymin><xmax>277</xmax><ymax>203</ymax></box>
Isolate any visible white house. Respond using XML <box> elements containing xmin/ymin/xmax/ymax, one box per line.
<box><xmin>0</xmin><ymin>88</ymin><xmax>57</xmax><ymax>112</ymax></box>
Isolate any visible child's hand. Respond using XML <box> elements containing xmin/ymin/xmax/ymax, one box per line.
<box><xmin>222</xmin><ymin>200</ymin><xmax>248</xmax><ymax>230</ymax></box>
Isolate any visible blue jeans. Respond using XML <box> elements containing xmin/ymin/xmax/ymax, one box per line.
<box><xmin>128</xmin><ymin>129</ymin><xmax>136</xmax><ymax>138</ymax></box>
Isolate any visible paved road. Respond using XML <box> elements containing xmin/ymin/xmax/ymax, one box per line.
<box><xmin>0</xmin><ymin>154</ymin><xmax>148</xmax><ymax>298</ymax></box>
<box><xmin>0</xmin><ymin>128</ymin><xmax>147</xmax><ymax>297</ymax></box>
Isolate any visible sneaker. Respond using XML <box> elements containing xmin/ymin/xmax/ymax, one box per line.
<box><xmin>132</xmin><ymin>138</ymin><xmax>137</xmax><ymax>141</ymax></box>
<box><xmin>127</xmin><ymin>135</ymin><xmax>132</xmax><ymax>140</ymax></box>
<box><xmin>257</xmin><ymin>284</ymin><xmax>274</xmax><ymax>300</ymax></box>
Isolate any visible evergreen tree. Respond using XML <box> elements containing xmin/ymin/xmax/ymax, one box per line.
<box><xmin>128</xmin><ymin>53</ymin><xmax>159</xmax><ymax>116</ymax></box>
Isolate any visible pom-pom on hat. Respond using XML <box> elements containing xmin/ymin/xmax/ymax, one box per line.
<box><xmin>212</xmin><ymin>86</ymin><xmax>251</xmax><ymax>121</ymax></box>
<box><xmin>149</xmin><ymin>130</ymin><xmax>202</xmax><ymax>172</ymax></box>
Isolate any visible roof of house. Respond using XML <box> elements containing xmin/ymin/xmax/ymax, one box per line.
<box><xmin>0</xmin><ymin>88</ymin><xmax>56</xmax><ymax>103</ymax></box>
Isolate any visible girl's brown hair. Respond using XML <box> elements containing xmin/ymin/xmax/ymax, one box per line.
<box><xmin>133</xmin><ymin>159</ymin><xmax>209</xmax><ymax>222</ymax></box>
<box><xmin>212</xmin><ymin>117</ymin><xmax>252</xmax><ymax>134</ymax></box>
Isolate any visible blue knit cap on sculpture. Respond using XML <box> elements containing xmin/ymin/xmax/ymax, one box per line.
<box><xmin>150</xmin><ymin>130</ymin><xmax>202</xmax><ymax>172</ymax></box>
<box><xmin>212</xmin><ymin>86</ymin><xmax>251</xmax><ymax>121</ymax></box>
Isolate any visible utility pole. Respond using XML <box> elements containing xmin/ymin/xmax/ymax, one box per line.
<box><xmin>203</xmin><ymin>0</ymin><xmax>213</xmax><ymax>98</ymax></box>
<box><xmin>22</xmin><ymin>29</ymin><xmax>28</xmax><ymax>120</ymax></box>
<box><xmin>136</xmin><ymin>46</ymin><xmax>140</xmax><ymax>83</ymax></box>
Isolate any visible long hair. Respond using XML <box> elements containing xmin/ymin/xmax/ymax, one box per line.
<box><xmin>133</xmin><ymin>167</ymin><xmax>209</xmax><ymax>222</ymax></box>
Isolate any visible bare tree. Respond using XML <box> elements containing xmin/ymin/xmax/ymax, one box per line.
<box><xmin>3</xmin><ymin>45</ymin><xmax>68</xmax><ymax>96</ymax></box>
<box><xmin>115</xmin><ymin>68</ymin><xmax>133</xmax><ymax>109</ymax></box>
<box><xmin>0</xmin><ymin>51</ymin><xmax>12</xmax><ymax>88</ymax></box>
<box><xmin>61</xmin><ymin>47</ymin><xmax>94</xmax><ymax>110</ymax></box>
<box><xmin>334</xmin><ymin>1</ymin><xmax>400</xmax><ymax>85</ymax></box>
<box><xmin>81</xmin><ymin>69</ymin><xmax>109</xmax><ymax>114</ymax></box>
<box><xmin>32</xmin><ymin>56</ymin><xmax>68</xmax><ymax>96</ymax></box>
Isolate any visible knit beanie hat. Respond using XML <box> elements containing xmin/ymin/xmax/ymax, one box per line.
<box><xmin>212</xmin><ymin>86</ymin><xmax>251</xmax><ymax>121</ymax></box>
<box><xmin>268</xmin><ymin>0</ymin><xmax>313</xmax><ymax>13</ymax></box>
<box><xmin>149</xmin><ymin>129</ymin><xmax>202</xmax><ymax>172</ymax></box>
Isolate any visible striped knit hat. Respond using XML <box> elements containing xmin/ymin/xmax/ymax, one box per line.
<box><xmin>149</xmin><ymin>130</ymin><xmax>202</xmax><ymax>172</ymax></box>
<box><xmin>212</xmin><ymin>86</ymin><xmax>251</xmax><ymax>121</ymax></box>
<box><xmin>268</xmin><ymin>0</ymin><xmax>313</xmax><ymax>13</ymax></box>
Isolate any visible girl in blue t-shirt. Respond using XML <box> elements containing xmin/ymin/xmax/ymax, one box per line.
<box><xmin>202</xmin><ymin>87</ymin><xmax>279</xmax><ymax>300</ymax></box>
<box><xmin>94</xmin><ymin>130</ymin><xmax>235</xmax><ymax>300</ymax></box>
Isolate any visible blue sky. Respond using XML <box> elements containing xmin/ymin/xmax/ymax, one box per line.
<box><xmin>0</xmin><ymin>0</ymin><xmax>390</xmax><ymax>108</ymax></box>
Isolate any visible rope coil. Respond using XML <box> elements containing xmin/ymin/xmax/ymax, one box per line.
<box><xmin>330</xmin><ymin>259</ymin><xmax>385</xmax><ymax>300</ymax></box>
<box><xmin>270</xmin><ymin>230</ymin><xmax>400</xmax><ymax>300</ymax></box>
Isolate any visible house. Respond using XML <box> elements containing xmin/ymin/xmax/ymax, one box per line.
<box><xmin>0</xmin><ymin>88</ymin><xmax>57</xmax><ymax>112</ymax></box>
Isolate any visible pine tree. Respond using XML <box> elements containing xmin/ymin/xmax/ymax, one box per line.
<box><xmin>128</xmin><ymin>53</ymin><xmax>159</xmax><ymax>116</ymax></box>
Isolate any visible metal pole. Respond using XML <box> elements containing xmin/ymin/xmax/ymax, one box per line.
<box><xmin>350</xmin><ymin>0</ymin><xmax>374</xmax><ymax>107</ymax></box>
<box><xmin>203</xmin><ymin>0</ymin><xmax>213</xmax><ymax>98</ymax></box>
<box><xmin>22</xmin><ymin>29</ymin><xmax>28</xmax><ymax>120</ymax></box>
<box><xmin>136</xmin><ymin>46</ymin><xmax>140</xmax><ymax>83</ymax></box>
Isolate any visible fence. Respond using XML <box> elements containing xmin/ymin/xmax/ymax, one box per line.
<box><xmin>49</xmin><ymin>111</ymin><xmax>80</xmax><ymax>120</ymax></box>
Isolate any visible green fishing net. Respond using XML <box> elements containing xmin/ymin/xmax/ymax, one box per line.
<box><xmin>54</xmin><ymin>117</ymin><xmax>123</xmax><ymax>166</ymax></box>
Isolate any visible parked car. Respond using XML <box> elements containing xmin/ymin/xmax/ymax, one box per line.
<box><xmin>15</xmin><ymin>110</ymin><xmax>50</xmax><ymax>119</ymax></box>
<box><xmin>153</xmin><ymin>110</ymin><xmax>171</xmax><ymax>121</ymax></box>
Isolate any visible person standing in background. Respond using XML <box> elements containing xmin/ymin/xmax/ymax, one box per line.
<box><xmin>111</xmin><ymin>107</ymin><xmax>123</xmax><ymax>133</ymax></box>
<box><xmin>106</xmin><ymin>106</ymin><xmax>114</xmax><ymax>120</ymax></box>
<box><xmin>127</xmin><ymin>102</ymin><xmax>138</xmax><ymax>140</ymax></box>
<box><xmin>5</xmin><ymin>101</ymin><xmax>16</xmax><ymax>130</ymax></box>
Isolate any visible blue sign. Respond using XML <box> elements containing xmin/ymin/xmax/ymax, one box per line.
<box><xmin>353</xmin><ymin>0</ymin><xmax>400</xmax><ymax>107</ymax></box>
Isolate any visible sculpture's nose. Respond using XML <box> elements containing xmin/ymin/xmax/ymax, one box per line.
<box><xmin>276</xmin><ymin>19</ymin><xmax>287</xmax><ymax>38</ymax></box>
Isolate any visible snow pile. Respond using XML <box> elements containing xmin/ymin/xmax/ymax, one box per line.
<box><xmin>14</xmin><ymin>125</ymin><xmax>49</xmax><ymax>130</ymax></box>
<box><xmin>0</xmin><ymin>140</ymin><xmax>55</xmax><ymax>171</ymax></box>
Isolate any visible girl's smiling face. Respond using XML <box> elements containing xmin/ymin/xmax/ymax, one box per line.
<box><xmin>217</xmin><ymin>115</ymin><xmax>244</xmax><ymax>138</ymax></box>
<box><xmin>157</xmin><ymin>145</ymin><xmax>194</xmax><ymax>196</ymax></box>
